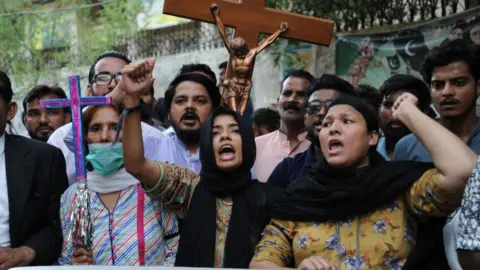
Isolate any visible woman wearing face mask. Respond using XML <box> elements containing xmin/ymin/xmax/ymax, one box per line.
<box><xmin>122</xmin><ymin>100</ymin><xmax>282</xmax><ymax>267</ymax></box>
<box><xmin>250</xmin><ymin>94</ymin><xmax>478</xmax><ymax>270</ymax></box>
<box><xmin>58</xmin><ymin>104</ymin><xmax>179</xmax><ymax>266</ymax></box>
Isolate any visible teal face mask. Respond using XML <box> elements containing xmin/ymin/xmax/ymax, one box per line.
<box><xmin>85</xmin><ymin>143</ymin><xmax>124</xmax><ymax>176</ymax></box>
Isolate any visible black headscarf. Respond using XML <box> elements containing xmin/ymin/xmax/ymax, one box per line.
<box><xmin>272</xmin><ymin>97</ymin><xmax>447</xmax><ymax>269</ymax></box>
<box><xmin>175</xmin><ymin>106</ymin><xmax>280</xmax><ymax>268</ymax></box>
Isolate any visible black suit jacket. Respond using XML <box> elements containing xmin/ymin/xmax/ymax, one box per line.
<box><xmin>5</xmin><ymin>134</ymin><xmax>68</xmax><ymax>265</ymax></box>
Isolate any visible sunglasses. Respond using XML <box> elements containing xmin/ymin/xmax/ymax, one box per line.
<box><xmin>306</xmin><ymin>100</ymin><xmax>333</xmax><ymax>115</ymax></box>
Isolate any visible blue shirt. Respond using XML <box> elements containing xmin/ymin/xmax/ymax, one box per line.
<box><xmin>266</xmin><ymin>144</ymin><xmax>317</xmax><ymax>189</ymax></box>
<box><xmin>376</xmin><ymin>137</ymin><xmax>391</xmax><ymax>161</ymax></box>
<box><xmin>144</xmin><ymin>135</ymin><xmax>201</xmax><ymax>174</ymax></box>
<box><xmin>393</xmin><ymin>123</ymin><xmax>480</xmax><ymax>162</ymax></box>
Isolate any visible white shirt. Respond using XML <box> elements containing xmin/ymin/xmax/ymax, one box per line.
<box><xmin>48</xmin><ymin>122</ymin><xmax>165</xmax><ymax>185</ymax></box>
<box><xmin>162</xmin><ymin>126</ymin><xmax>176</xmax><ymax>138</ymax></box>
<box><xmin>444</xmin><ymin>212</ymin><xmax>463</xmax><ymax>270</ymax></box>
<box><xmin>0</xmin><ymin>134</ymin><xmax>10</xmax><ymax>247</ymax></box>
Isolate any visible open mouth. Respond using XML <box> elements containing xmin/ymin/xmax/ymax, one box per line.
<box><xmin>218</xmin><ymin>144</ymin><xmax>236</xmax><ymax>160</ymax></box>
<box><xmin>182</xmin><ymin>114</ymin><xmax>198</xmax><ymax>126</ymax></box>
<box><xmin>328</xmin><ymin>139</ymin><xmax>343</xmax><ymax>154</ymax></box>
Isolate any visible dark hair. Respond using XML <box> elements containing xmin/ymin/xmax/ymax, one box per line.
<box><xmin>355</xmin><ymin>84</ymin><xmax>381</xmax><ymax>110</ymax></box>
<box><xmin>421</xmin><ymin>39</ymin><xmax>480</xmax><ymax>83</ymax></box>
<box><xmin>282</xmin><ymin>70</ymin><xmax>314</xmax><ymax>85</ymax></box>
<box><xmin>178</xmin><ymin>63</ymin><xmax>217</xmax><ymax>86</ymax></box>
<box><xmin>252</xmin><ymin>108</ymin><xmax>280</xmax><ymax>133</ymax></box>
<box><xmin>164</xmin><ymin>73</ymin><xmax>221</xmax><ymax>113</ymax></box>
<box><xmin>379</xmin><ymin>74</ymin><xmax>431</xmax><ymax>111</ymax></box>
<box><xmin>0</xmin><ymin>71</ymin><xmax>13</xmax><ymax>103</ymax></box>
<box><xmin>218</xmin><ymin>61</ymin><xmax>228</xmax><ymax>70</ymax></box>
<box><xmin>88</xmin><ymin>51</ymin><xmax>131</xmax><ymax>83</ymax></box>
<box><xmin>23</xmin><ymin>85</ymin><xmax>68</xmax><ymax>113</ymax></box>
<box><xmin>305</xmin><ymin>74</ymin><xmax>355</xmax><ymax>101</ymax></box>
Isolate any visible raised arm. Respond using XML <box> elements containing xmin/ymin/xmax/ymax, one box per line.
<box><xmin>121</xmin><ymin>59</ymin><xmax>200</xmax><ymax>216</ymax></box>
<box><xmin>393</xmin><ymin>93</ymin><xmax>477</xmax><ymax>192</ymax></box>
<box><xmin>210</xmin><ymin>4</ymin><xmax>232</xmax><ymax>54</ymax></box>
<box><xmin>255</xmin><ymin>22</ymin><xmax>289</xmax><ymax>54</ymax></box>
<box><xmin>121</xmin><ymin>58</ymin><xmax>161</xmax><ymax>188</ymax></box>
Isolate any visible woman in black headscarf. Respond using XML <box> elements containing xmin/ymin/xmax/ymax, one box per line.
<box><xmin>123</xmin><ymin>105</ymin><xmax>281</xmax><ymax>268</ymax></box>
<box><xmin>251</xmin><ymin>94</ymin><xmax>478</xmax><ymax>270</ymax></box>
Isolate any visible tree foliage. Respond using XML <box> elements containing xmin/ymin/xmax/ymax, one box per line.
<box><xmin>0</xmin><ymin>0</ymin><xmax>145</xmax><ymax>97</ymax></box>
<box><xmin>267</xmin><ymin>0</ymin><xmax>465</xmax><ymax>32</ymax></box>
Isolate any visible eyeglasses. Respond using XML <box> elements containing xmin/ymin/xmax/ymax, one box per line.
<box><xmin>93</xmin><ymin>72</ymin><xmax>122</xmax><ymax>86</ymax></box>
<box><xmin>306</xmin><ymin>100</ymin><xmax>333</xmax><ymax>115</ymax></box>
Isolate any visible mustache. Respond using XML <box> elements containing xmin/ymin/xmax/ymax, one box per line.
<box><xmin>386</xmin><ymin>119</ymin><xmax>404</xmax><ymax>128</ymax></box>
<box><xmin>440</xmin><ymin>98</ymin><xmax>460</xmax><ymax>106</ymax></box>
<box><xmin>181</xmin><ymin>111</ymin><xmax>200</xmax><ymax>122</ymax></box>
<box><xmin>35</xmin><ymin>124</ymin><xmax>54</xmax><ymax>133</ymax></box>
<box><xmin>283</xmin><ymin>102</ymin><xmax>300</xmax><ymax>111</ymax></box>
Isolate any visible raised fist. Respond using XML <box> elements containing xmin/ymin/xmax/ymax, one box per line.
<box><xmin>392</xmin><ymin>92</ymin><xmax>420</xmax><ymax>122</ymax></box>
<box><xmin>121</xmin><ymin>57</ymin><xmax>156</xmax><ymax>97</ymax></box>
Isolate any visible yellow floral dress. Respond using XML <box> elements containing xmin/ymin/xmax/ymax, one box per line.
<box><xmin>253</xmin><ymin>169</ymin><xmax>462</xmax><ymax>269</ymax></box>
<box><xmin>143</xmin><ymin>162</ymin><xmax>232</xmax><ymax>268</ymax></box>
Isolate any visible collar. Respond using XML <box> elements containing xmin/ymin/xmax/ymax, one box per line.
<box><xmin>174</xmin><ymin>135</ymin><xmax>200</xmax><ymax>159</ymax></box>
<box><xmin>277</xmin><ymin>130</ymin><xmax>308</xmax><ymax>142</ymax></box>
<box><xmin>0</xmin><ymin>134</ymin><xmax>5</xmax><ymax>155</ymax></box>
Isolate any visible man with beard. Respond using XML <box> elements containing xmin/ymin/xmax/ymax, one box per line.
<box><xmin>47</xmin><ymin>51</ymin><xmax>165</xmax><ymax>184</ymax></box>
<box><xmin>393</xmin><ymin>40</ymin><xmax>480</xmax><ymax>161</ymax></box>
<box><xmin>377</xmin><ymin>74</ymin><xmax>431</xmax><ymax>160</ymax></box>
<box><xmin>267</xmin><ymin>74</ymin><xmax>355</xmax><ymax>188</ymax></box>
<box><xmin>142</xmin><ymin>71</ymin><xmax>221</xmax><ymax>174</ymax></box>
<box><xmin>158</xmin><ymin>63</ymin><xmax>218</xmax><ymax>138</ymax></box>
<box><xmin>253</xmin><ymin>70</ymin><xmax>314</xmax><ymax>183</ymax></box>
<box><xmin>22</xmin><ymin>85</ymin><xmax>71</xmax><ymax>142</ymax></box>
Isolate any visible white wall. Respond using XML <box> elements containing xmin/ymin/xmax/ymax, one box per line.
<box><xmin>152</xmin><ymin>47</ymin><xmax>284</xmax><ymax>109</ymax></box>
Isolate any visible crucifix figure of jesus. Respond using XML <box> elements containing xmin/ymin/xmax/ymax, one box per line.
<box><xmin>210</xmin><ymin>3</ymin><xmax>288</xmax><ymax>114</ymax></box>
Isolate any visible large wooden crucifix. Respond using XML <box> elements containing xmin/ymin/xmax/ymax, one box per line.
<box><xmin>163</xmin><ymin>0</ymin><xmax>335</xmax><ymax>114</ymax></box>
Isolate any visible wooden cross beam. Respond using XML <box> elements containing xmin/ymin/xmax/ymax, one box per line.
<box><xmin>164</xmin><ymin>0</ymin><xmax>335</xmax><ymax>76</ymax></box>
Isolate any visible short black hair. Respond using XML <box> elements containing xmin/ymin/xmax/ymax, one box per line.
<box><xmin>23</xmin><ymin>85</ymin><xmax>68</xmax><ymax>113</ymax></box>
<box><xmin>304</xmin><ymin>74</ymin><xmax>355</xmax><ymax>101</ymax></box>
<box><xmin>164</xmin><ymin>73</ymin><xmax>221</xmax><ymax>113</ymax></box>
<box><xmin>88</xmin><ymin>51</ymin><xmax>131</xmax><ymax>83</ymax></box>
<box><xmin>282</xmin><ymin>70</ymin><xmax>314</xmax><ymax>85</ymax></box>
<box><xmin>252</xmin><ymin>108</ymin><xmax>280</xmax><ymax>133</ymax></box>
<box><xmin>218</xmin><ymin>61</ymin><xmax>228</xmax><ymax>70</ymax></box>
<box><xmin>178</xmin><ymin>63</ymin><xmax>217</xmax><ymax>86</ymax></box>
<box><xmin>421</xmin><ymin>39</ymin><xmax>480</xmax><ymax>83</ymax></box>
<box><xmin>355</xmin><ymin>84</ymin><xmax>381</xmax><ymax>110</ymax></box>
<box><xmin>379</xmin><ymin>74</ymin><xmax>431</xmax><ymax>111</ymax></box>
<box><xmin>0</xmin><ymin>71</ymin><xmax>13</xmax><ymax>103</ymax></box>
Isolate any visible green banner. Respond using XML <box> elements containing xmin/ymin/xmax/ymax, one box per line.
<box><xmin>335</xmin><ymin>8</ymin><xmax>480</xmax><ymax>88</ymax></box>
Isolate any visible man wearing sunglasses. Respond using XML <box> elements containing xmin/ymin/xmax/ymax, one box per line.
<box><xmin>267</xmin><ymin>74</ymin><xmax>355</xmax><ymax>188</ymax></box>
<box><xmin>47</xmin><ymin>51</ymin><xmax>165</xmax><ymax>185</ymax></box>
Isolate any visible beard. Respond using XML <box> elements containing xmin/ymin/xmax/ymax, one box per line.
<box><xmin>172</xmin><ymin>122</ymin><xmax>201</xmax><ymax>146</ymax></box>
<box><xmin>28</xmin><ymin>131</ymin><xmax>49</xmax><ymax>142</ymax></box>
<box><xmin>306</xmin><ymin>124</ymin><xmax>320</xmax><ymax>148</ymax></box>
